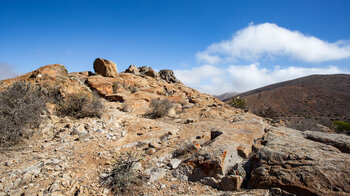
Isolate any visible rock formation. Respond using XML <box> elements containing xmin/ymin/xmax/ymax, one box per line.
<box><xmin>93</xmin><ymin>58</ymin><xmax>118</xmax><ymax>77</ymax></box>
<box><xmin>159</xmin><ymin>69</ymin><xmax>180</xmax><ymax>83</ymax></box>
<box><xmin>0</xmin><ymin>58</ymin><xmax>349</xmax><ymax>196</ymax></box>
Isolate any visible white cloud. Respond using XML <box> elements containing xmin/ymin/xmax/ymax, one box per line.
<box><xmin>196</xmin><ymin>52</ymin><xmax>221</xmax><ymax>64</ymax></box>
<box><xmin>0</xmin><ymin>63</ymin><xmax>18</xmax><ymax>80</ymax></box>
<box><xmin>175</xmin><ymin>64</ymin><xmax>345</xmax><ymax>95</ymax></box>
<box><xmin>197</xmin><ymin>23</ymin><xmax>350</xmax><ymax>63</ymax></box>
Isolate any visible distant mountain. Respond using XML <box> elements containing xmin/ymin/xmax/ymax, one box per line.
<box><xmin>215</xmin><ymin>92</ymin><xmax>239</xmax><ymax>100</ymax></box>
<box><xmin>224</xmin><ymin>74</ymin><xmax>350</xmax><ymax>127</ymax></box>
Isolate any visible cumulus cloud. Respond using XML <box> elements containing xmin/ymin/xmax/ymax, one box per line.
<box><xmin>175</xmin><ymin>64</ymin><xmax>344</xmax><ymax>95</ymax></box>
<box><xmin>197</xmin><ymin>23</ymin><xmax>350</xmax><ymax>64</ymax></box>
<box><xmin>0</xmin><ymin>63</ymin><xmax>18</xmax><ymax>80</ymax></box>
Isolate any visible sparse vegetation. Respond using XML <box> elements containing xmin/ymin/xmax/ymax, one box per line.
<box><xmin>0</xmin><ymin>81</ymin><xmax>47</xmax><ymax>147</ymax></box>
<box><xmin>128</xmin><ymin>86</ymin><xmax>139</xmax><ymax>93</ymax></box>
<box><xmin>56</xmin><ymin>92</ymin><xmax>102</xmax><ymax>118</ymax></box>
<box><xmin>147</xmin><ymin>99</ymin><xmax>173</xmax><ymax>118</ymax></box>
<box><xmin>332</xmin><ymin>121</ymin><xmax>350</xmax><ymax>135</ymax></box>
<box><xmin>229</xmin><ymin>96</ymin><xmax>246</xmax><ymax>109</ymax></box>
<box><xmin>172</xmin><ymin>140</ymin><xmax>196</xmax><ymax>158</ymax></box>
<box><xmin>112</xmin><ymin>82</ymin><xmax>123</xmax><ymax>93</ymax></box>
<box><xmin>101</xmin><ymin>151</ymin><xmax>144</xmax><ymax>194</ymax></box>
<box><xmin>121</xmin><ymin>103</ymin><xmax>132</xmax><ymax>112</ymax></box>
<box><xmin>258</xmin><ymin>107</ymin><xmax>278</xmax><ymax>119</ymax></box>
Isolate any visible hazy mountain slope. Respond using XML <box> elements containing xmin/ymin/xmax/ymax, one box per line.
<box><xmin>224</xmin><ymin>74</ymin><xmax>350</xmax><ymax>123</ymax></box>
<box><xmin>215</xmin><ymin>92</ymin><xmax>239</xmax><ymax>100</ymax></box>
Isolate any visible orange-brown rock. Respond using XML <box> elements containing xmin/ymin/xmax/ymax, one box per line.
<box><xmin>0</xmin><ymin>64</ymin><xmax>90</xmax><ymax>97</ymax></box>
<box><xmin>93</xmin><ymin>58</ymin><xmax>118</xmax><ymax>77</ymax></box>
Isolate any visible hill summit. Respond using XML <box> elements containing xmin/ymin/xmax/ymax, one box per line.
<box><xmin>0</xmin><ymin>58</ymin><xmax>349</xmax><ymax>195</ymax></box>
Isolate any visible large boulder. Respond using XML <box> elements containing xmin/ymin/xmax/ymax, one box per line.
<box><xmin>139</xmin><ymin>66</ymin><xmax>158</xmax><ymax>78</ymax></box>
<box><xmin>124</xmin><ymin>65</ymin><xmax>140</xmax><ymax>75</ymax></box>
<box><xmin>179</xmin><ymin>120</ymin><xmax>266</xmax><ymax>191</ymax></box>
<box><xmin>93</xmin><ymin>58</ymin><xmax>118</xmax><ymax>77</ymax></box>
<box><xmin>248</xmin><ymin>127</ymin><xmax>350</xmax><ymax>196</ymax></box>
<box><xmin>159</xmin><ymin>69</ymin><xmax>180</xmax><ymax>83</ymax></box>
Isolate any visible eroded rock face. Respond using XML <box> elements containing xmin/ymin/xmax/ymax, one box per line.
<box><xmin>159</xmin><ymin>69</ymin><xmax>180</xmax><ymax>83</ymax></box>
<box><xmin>93</xmin><ymin>58</ymin><xmax>118</xmax><ymax>77</ymax></box>
<box><xmin>248</xmin><ymin>127</ymin><xmax>350</xmax><ymax>196</ymax></box>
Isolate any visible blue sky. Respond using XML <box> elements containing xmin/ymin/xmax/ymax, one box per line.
<box><xmin>1</xmin><ymin>0</ymin><xmax>350</xmax><ymax>94</ymax></box>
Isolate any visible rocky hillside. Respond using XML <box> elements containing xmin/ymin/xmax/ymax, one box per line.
<box><xmin>224</xmin><ymin>74</ymin><xmax>350</xmax><ymax>130</ymax></box>
<box><xmin>0</xmin><ymin>59</ymin><xmax>349</xmax><ymax>196</ymax></box>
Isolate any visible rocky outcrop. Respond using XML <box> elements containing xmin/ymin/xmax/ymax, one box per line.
<box><xmin>178</xmin><ymin>120</ymin><xmax>267</xmax><ymax>191</ymax></box>
<box><xmin>248</xmin><ymin>127</ymin><xmax>350</xmax><ymax>196</ymax></box>
<box><xmin>302</xmin><ymin>130</ymin><xmax>350</xmax><ymax>153</ymax></box>
<box><xmin>0</xmin><ymin>64</ymin><xmax>91</xmax><ymax>97</ymax></box>
<box><xmin>125</xmin><ymin>65</ymin><xmax>140</xmax><ymax>75</ymax></box>
<box><xmin>159</xmin><ymin>69</ymin><xmax>180</xmax><ymax>83</ymax></box>
<box><xmin>139</xmin><ymin>66</ymin><xmax>158</xmax><ymax>78</ymax></box>
<box><xmin>1</xmin><ymin>61</ymin><xmax>349</xmax><ymax>195</ymax></box>
<box><xmin>93</xmin><ymin>58</ymin><xmax>118</xmax><ymax>77</ymax></box>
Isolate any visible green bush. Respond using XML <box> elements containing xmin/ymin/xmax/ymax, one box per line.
<box><xmin>332</xmin><ymin>121</ymin><xmax>350</xmax><ymax>135</ymax></box>
<box><xmin>56</xmin><ymin>92</ymin><xmax>102</xmax><ymax>118</ymax></box>
<box><xmin>101</xmin><ymin>151</ymin><xmax>144</xmax><ymax>193</ymax></box>
<box><xmin>147</xmin><ymin>99</ymin><xmax>173</xmax><ymax>118</ymax></box>
<box><xmin>0</xmin><ymin>81</ymin><xmax>47</xmax><ymax>147</ymax></box>
<box><xmin>229</xmin><ymin>96</ymin><xmax>246</xmax><ymax>109</ymax></box>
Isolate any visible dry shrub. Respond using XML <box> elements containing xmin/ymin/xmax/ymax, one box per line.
<box><xmin>121</xmin><ymin>103</ymin><xmax>132</xmax><ymax>113</ymax></box>
<box><xmin>0</xmin><ymin>81</ymin><xmax>47</xmax><ymax>147</ymax></box>
<box><xmin>101</xmin><ymin>151</ymin><xmax>144</xmax><ymax>194</ymax></box>
<box><xmin>172</xmin><ymin>140</ymin><xmax>196</xmax><ymax>158</ymax></box>
<box><xmin>147</xmin><ymin>99</ymin><xmax>173</xmax><ymax>118</ymax></box>
<box><xmin>128</xmin><ymin>86</ymin><xmax>139</xmax><ymax>93</ymax></box>
<box><xmin>112</xmin><ymin>82</ymin><xmax>123</xmax><ymax>93</ymax></box>
<box><xmin>57</xmin><ymin>92</ymin><xmax>102</xmax><ymax>118</ymax></box>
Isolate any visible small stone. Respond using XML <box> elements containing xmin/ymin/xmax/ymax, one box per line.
<box><xmin>148</xmin><ymin>168</ymin><xmax>167</xmax><ymax>182</ymax></box>
<box><xmin>184</xmin><ymin>118</ymin><xmax>194</xmax><ymax>124</ymax></box>
<box><xmin>61</xmin><ymin>179</ymin><xmax>70</xmax><ymax>188</ymax></box>
<box><xmin>160</xmin><ymin>184</ymin><xmax>166</xmax><ymax>189</ymax></box>
<box><xmin>149</xmin><ymin>141</ymin><xmax>160</xmax><ymax>149</ymax></box>
<box><xmin>146</xmin><ymin>148</ymin><xmax>156</xmax><ymax>155</ymax></box>
<box><xmin>131</xmin><ymin>162</ymin><xmax>143</xmax><ymax>171</ymax></box>
<box><xmin>13</xmin><ymin>177</ymin><xmax>21</xmax><ymax>186</ymax></box>
<box><xmin>219</xmin><ymin>175</ymin><xmax>243</xmax><ymax>191</ymax></box>
<box><xmin>71</xmin><ymin>128</ymin><xmax>80</xmax><ymax>135</ymax></box>
<box><xmin>174</xmin><ymin>119</ymin><xmax>182</xmax><ymax>123</ymax></box>
<box><xmin>5</xmin><ymin>160</ymin><xmax>15</xmax><ymax>166</ymax></box>
<box><xmin>121</xmin><ymin>130</ymin><xmax>127</xmax><ymax>137</ymax></box>
<box><xmin>22</xmin><ymin>173</ymin><xmax>33</xmax><ymax>184</ymax></box>
<box><xmin>8</xmin><ymin>188</ymin><xmax>24</xmax><ymax>196</ymax></box>
<box><xmin>169</xmin><ymin>158</ymin><xmax>182</xmax><ymax>169</ymax></box>
<box><xmin>103</xmin><ymin>188</ymin><xmax>110</xmax><ymax>194</ymax></box>
<box><xmin>49</xmin><ymin>182</ymin><xmax>61</xmax><ymax>193</ymax></box>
